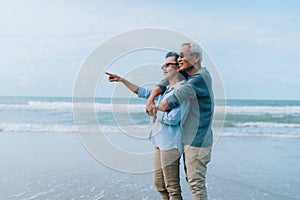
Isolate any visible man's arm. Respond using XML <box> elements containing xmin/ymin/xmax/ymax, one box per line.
<box><xmin>156</xmin><ymin>84</ymin><xmax>195</xmax><ymax>111</ymax></box>
<box><xmin>146</xmin><ymin>79</ymin><xmax>169</xmax><ymax>115</ymax></box>
<box><xmin>156</xmin><ymin>99</ymin><xmax>171</xmax><ymax>111</ymax></box>
<box><xmin>156</xmin><ymin>107</ymin><xmax>181</xmax><ymax>126</ymax></box>
<box><xmin>146</xmin><ymin>86</ymin><xmax>162</xmax><ymax>115</ymax></box>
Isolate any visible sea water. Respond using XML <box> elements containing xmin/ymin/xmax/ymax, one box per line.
<box><xmin>0</xmin><ymin>96</ymin><xmax>299</xmax><ymax>199</ymax></box>
<box><xmin>1</xmin><ymin>97</ymin><xmax>300</xmax><ymax>138</ymax></box>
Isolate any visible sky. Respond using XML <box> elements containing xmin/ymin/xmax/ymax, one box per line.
<box><xmin>1</xmin><ymin>0</ymin><xmax>300</xmax><ymax>100</ymax></box>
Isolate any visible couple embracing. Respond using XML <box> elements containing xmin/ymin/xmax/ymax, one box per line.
<box><xmin>106</xmin><ymin>42</ymin><xmax>214</xmax><ymax>200</ymax></box>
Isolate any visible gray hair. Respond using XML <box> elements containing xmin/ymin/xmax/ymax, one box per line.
<box><xmin>182</xmin><ymin>42</ymin><xmax>203</xmax><ymax>63</ymax></box>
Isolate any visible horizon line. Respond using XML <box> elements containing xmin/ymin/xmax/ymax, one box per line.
<box><xmin>0</xmin><ymin>95</ymin><xmax>299</xmax><ymax>101</ymax></box>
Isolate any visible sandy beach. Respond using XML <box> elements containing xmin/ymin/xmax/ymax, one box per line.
<box><xmin>0</xmin><ymin>132</ymin><xmax>298</xmax><ymax>200</ymax></box>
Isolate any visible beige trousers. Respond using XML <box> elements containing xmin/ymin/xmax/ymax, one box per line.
<box><xmin>153</xmin><ymin>147</ymin><xmax>182</xmax><ymax>200</ymax></box>
<box><xmin>183</xmin><ymin>145</ymin><xmax>212</xmax><ymax>200</ymax></box>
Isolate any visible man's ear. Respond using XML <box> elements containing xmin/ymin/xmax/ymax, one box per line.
<box><xmin>194</xmin><ymin>53</ymin><xmax>200</xmax><ymax>63</ymax></box>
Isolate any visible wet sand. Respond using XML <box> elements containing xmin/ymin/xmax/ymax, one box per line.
<box><xmin>0</xmin><ymin>132</ymin><xmax>298</xmax><ymax>200</ymax></box>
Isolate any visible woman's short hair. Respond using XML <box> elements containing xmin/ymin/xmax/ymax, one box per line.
<box><xmin>165</xmin><ymin>51</ymin><xmax>187</xmax><ymax>80</ymax></box>
<box><xmin>165</xmin><ymin>51</ymin><xmax>179</xmax><ymax>65</ymax></box>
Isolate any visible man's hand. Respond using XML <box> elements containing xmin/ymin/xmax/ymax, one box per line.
<box><xmin>156</xmin><ymin>100</ymin><xmax>171</xmax><ymax>111</ymax></box>
<box><xmin>146</xmin><ymin>99</ymin><xmax>156</xmax><ymax>116</ymax></box>
<box><xmin>145</xmin><ymin>86</ymin><xmax>163</xmax><ymax>116</ymax></box>
<box><xmin>152</xmin><ymin>106</ymin><xmax>157</xmax><ymax>123</ymax></box>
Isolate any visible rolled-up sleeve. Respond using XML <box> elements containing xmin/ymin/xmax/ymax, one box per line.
<box><xmin>156</xmin><ymin>108</ymin><xmax>181</xmax><ymax>126</ymax></box>
<box><xmin>137</xmin><ymin>87</ymin><xmax>153</xmax><ymax>99</ymax></box>
<box><xmin>156</xmin><ymin>79</ymin><xmax>169</xmax><ymax>93</ymax></box>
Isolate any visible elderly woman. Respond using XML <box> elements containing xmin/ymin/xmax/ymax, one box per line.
<box><xmin>105</xmin><ymin>52</ymin><xmax>185</xmax><ymax>200</ymax></box>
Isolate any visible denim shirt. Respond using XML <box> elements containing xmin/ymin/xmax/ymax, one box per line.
<box><xmin>138</xmin><ymin>80</ymin><xmax>185</xmax><ymax>153</ymax></box>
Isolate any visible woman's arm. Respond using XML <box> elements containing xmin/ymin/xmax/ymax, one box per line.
<box><xmin>105</xmin><ymin>72</ymin><xmax>138</xmax><ymax>94</ymax></box>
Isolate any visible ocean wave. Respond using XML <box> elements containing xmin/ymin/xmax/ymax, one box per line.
<box><xmin>227</xmin><ymin>122</ymin><xmax>300</xmax><ymax>128</ymax></box>
<box><xmin>221</xmin><ymin>132</ymin><xmax>300</xmax><ymax>139</ymax></box>
<box><xmin>1</xmin><ymin>101</ymin><xmax>300</xmax><ymax>115</ymax></box>
<box><xmin>0</xmin><ymin>101</ymin><xmax>147</xmax><ymax>113</ymax></box>
<box><xmin>1</xmin><ymin>122</ymin><xmax>299</xmax><ymax>139</ymax></box>
<box><xmin>0</xmin><ymin>123</ymin><xmax>151</xmax><ymax>134</ymax></box>
<box><xmin>0</xmin><ymin>123</ymin><xmax>75</xmax><ymax>133</ymax></box>
<box><xmin>1</xmin><ymin>123</ymin><xmax>299</xmax><ymax>139</ymax></box>
<box><xmin>218</xmin><ymin>106</ymin><xmax>300</xmax><ymax>114</ymax></box>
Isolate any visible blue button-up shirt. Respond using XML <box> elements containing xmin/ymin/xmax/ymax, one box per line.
<box><xmin>138</xmin><ymin>80</ymin><xmax>185</xmax><ymax>153</ymax></box>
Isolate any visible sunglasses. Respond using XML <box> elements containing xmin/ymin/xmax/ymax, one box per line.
<box><xmin>179</xmin><ymin>52</ymin><xmax>186</xmax><ymax>58</ymax></box>
<box><xmin>179</xmin><ymin>52</ymin><xmax>193</xmax><ymax>58</ymax></box>
<box><xmin>161</xmin><ymin>63</ymin><xmax>178</xmax><ymax>69</ymax></box>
